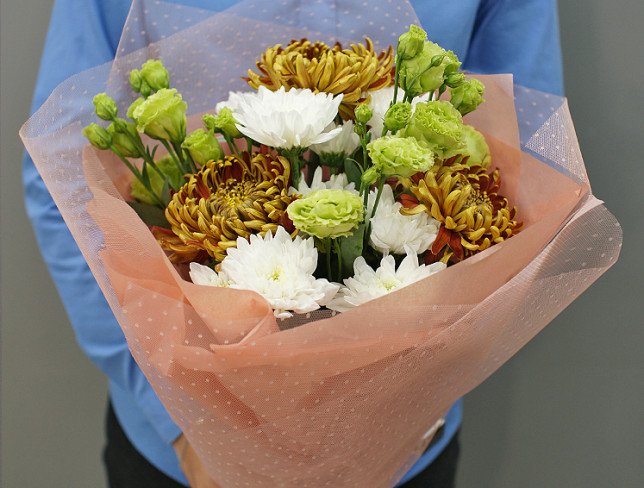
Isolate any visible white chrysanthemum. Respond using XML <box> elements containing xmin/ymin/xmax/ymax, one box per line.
<box><xmin>290</xmin><ymin>167</ymin><xmax>358</xmax><ymax>196</ymax></box>
<box><xmin>367</xmin><ymin>86</ymin><xmax>422</xmax><ymax>138</ymax></box>
<box><xmin>368</xmin><ymin>185</ymin><xmax>439</xmax><ymax>255</ymax></box>
<box><xmin>310</xmin><ymin>120</ymin><xmax>360</xmax><ymax>157</ymax></box>
<box><xmin>328</xmin><ymin>248</ymin><xmax>446</xmax><ymax>312</ymax></box>
<box><xmin>221</xmin><ymin>227</ymin><xmax>340</xmax><ymax>319</ymax></box>
<box><xmin>215</xmin><ymin>91</ymin><xmax>254</xmax><ymax>114</ymax></box>
<box><xmin>224</xmin><ymin>86</ymin><xmax>343</xmax><ymax>150</ymax></box>
<box><xmin>189</xmin><ymin>262</ymin><xmax>231</xmax><ymax>287</ymax></box>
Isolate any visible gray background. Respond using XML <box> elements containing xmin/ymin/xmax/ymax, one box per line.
<box><xmin>1</xmin><ymin>1</ymin><xmax>642</xmax><ymax>487</ymax></box>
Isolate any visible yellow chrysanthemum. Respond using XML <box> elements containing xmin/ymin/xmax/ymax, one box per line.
<box><xmin>160</xmin><ymin>152</ymin><xmax>295</xmax><ymax>263</ymax></box>
<box><xmin>400</xmin><ymin>158</ymin><xmax>521</xmax><ymax>264</ymax></box>
<box><xmin>246</xmin><ymin>38</ymin><xmax>395</xmax><ymax>120</ymax></box>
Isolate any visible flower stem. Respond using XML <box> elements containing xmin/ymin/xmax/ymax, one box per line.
<box><xmin>370</xmin><ymin>177</ymin><xmax>386</xmax><ymax>221</ymax></box>
<box><xmin>362</xmin><ymin>181</ymin><xmax>369</xmax><ymax>209</ymax></box>
<box><xmin>334</xmin><ymin>239</ymin><xmax>342</xmax><ymax>281</ymax></box>
<box><xmin>111</xmin><ymin>146</ymin><xmax>165</xmax><ymax>208</ymax></box>
<box><xmin>325</xmin><ymin>238</ymin><xmax>333</xmax><ymax>281</ymax></box>
<box><xmin>117</xmin><ymin>129</ymin><xmax>172</xmax><ymax>188</ymax></box>
<box><xmin>141</xmin><ymin>151</ymin><xmax>169</xmax><ymax>187</ymax></box>
<box><xmin>392</xmin><ymin>51</ymin><xmax>402</xmax><ymax>105</ymax></box>
<box><xmin>161</xmin><ymin>140</ymin><xmax>185</xmax><ymax>176</ymax></box>
<box><xmin>360</xmin><ymin>134</ymin><xmax>369</xmax><ymax>185</ymax></box>
<box><xmin>365</xmin><ymin>176</ymin><xmax>386</xmax><ymax>240</ymax></box>
<box><xmin>437</xmin><ymin>83</ymin><xmax>447</xmax><ymax>100</ymax></box>
<box><xmin>172</xmin><ymin>141</ymin><xmax>194</xmax><ymax>172</ymax></box>
<box><xmin>282</xmin><ymin>149</ymin><xmax>304</xmax><ymax>188</ymax></box>
<box><xmin>223</xmin><ymin>135</ymin><xmax>239</xmax><ymax>156</ymax></box>
<box><xmin>233</xmin><ymin>138</ymin><xmax>243</xmax><ymax>155</ymax></box>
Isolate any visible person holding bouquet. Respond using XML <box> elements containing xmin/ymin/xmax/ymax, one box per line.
<box><xmin>23</xmin><ymin>1</ymin><xmax>563</xmax><ymax>487</ymax></box>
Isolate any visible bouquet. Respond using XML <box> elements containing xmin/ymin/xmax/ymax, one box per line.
<box><xmin>21</xmin><ymin>0</ymin><xmax>622</xmax><ymax>486</ymax></box>
<box><xmin>81</xmin><ymin>24</ymin><xmax>516</xmax><ymax>320</ymax></box>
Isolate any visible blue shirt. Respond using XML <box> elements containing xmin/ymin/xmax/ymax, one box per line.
<box><xmin>23</xmin><ymin>1</ymin><xmax>563</xmax><ymax>485</ymax></box>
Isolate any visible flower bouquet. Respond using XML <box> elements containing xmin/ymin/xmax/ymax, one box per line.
<box><xmin>21</xmin><ymin>0</ymin><xmax>622</xmax><ymax>486</ymax></box>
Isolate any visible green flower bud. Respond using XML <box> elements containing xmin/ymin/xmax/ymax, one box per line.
<box><xmin>384</xmin><ymin>102</ymin><xmax>412</xmax><ymax>133</ymax></box>
<box><xmin>130</xmin><ymin>155</ymin><xmax>183</xmax><ymax>205</ymax></box>
<box><xmin>129</xmin><ymin>69</ymin><xmax>142</xmax><ymax>93</ymax></box>
<box><xmin>398</xmin><ymin>41</ymin><xmax>443</xmax><ymax>97</ymax></box>
<box><xmin>355</xmin><ymin>103</ymin><xmax>374</xmax><ymax>125</ymax></box>
<box><xmin>398</xmin><ymin>42</ymin><xmax>462</xmax><ymax>98</ymax></box>
<box><xmin>181</xmin><ymin>129</ymin><xmax>223</xmax><ymax>166</ymax></box>
<box><xmin>445</xmin><ymin>72</ymin><xmax>465</xmax><ymax>88</ymax></box>
<box><xmin>93</xmin><ymin>93</ymin><xmax>118</xmax><ymax>121</ymax></box>
<box><xmin>361</xmin><ymin>166</ymin><xmax>381</xmax><ymax>187</ymax></box>
<box><xmin>140</xmin><ymin>59</ymin><xmax>170</xmax><ymax>92</ymax></box>
<box><xmin>442</xmin><ymin>50</ymin><xmax>461</xmax><ymax>75</ymax></box>
<box><xmin>287</xmin><ymin>189</ymin><xmax>364</xmax><ymax>239</ymax></box>
<box><xmin>107</xmin><ymin>118</ymin><xmax>142</xmax><ymax>158</ymax></box>
<box><xmin>365</xmin><ymin>135</ymin><xmax>434</xmax><ymax>184</ymax></box>
<box><xmin>401</xmin><ymin>101</ymin><xmax>464</xmax><ymax>155</ymax></box>
<box><xmin>430</xmin><ymin>54</ymin><xmax>445</xmax><ymax>68</ymax></box>
<box><xmin>449</xmin><ymin>78</ymin><xmax>485</xmax><ymax>116</ymax></box>
<box><xmin>140</xmin><ymin>81</ymin><xmax>152</xmax><ymax>98</ymax></box>
<box><xmin>132</xmin><ymin>88</ymin><xmax>187</xmax><ymax>144</ymax></box>
<box><xmin>204</xmin><ymin>108</ymin><xmax>242</xmax><ymax>139</ymax></box>
<box><xmin>398</xmin><ymin>25</ymin><xmax>427</xmax><ymax>60</ymax></box>
<box><xmin>202</xmin><ymin>114</ymin><xmax>216</xmax><ymax>132</ymax></box>
<box><xmin>83</xmin><ymin>123</ymin><xmax>112</xmax><ymax>150</ymax></box>
<box><xmin>444</xmin><ymin>125</ymin><xmax>492</xmax><ymax>168</ymax></box>
<box><xmin>127</xmin><ymin>97</ymin><xmax>145</xmax><ymax>120</ymax></box>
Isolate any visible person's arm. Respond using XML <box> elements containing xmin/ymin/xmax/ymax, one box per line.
<box><xmin>464</xmin><ymin>0</ymin><xmax>564</xmax><ymax>95</ymax></box>
<box><xmin>23</xmin><ymin>0</ymin><xmax>182</xmax><ymax>447</ymax></box>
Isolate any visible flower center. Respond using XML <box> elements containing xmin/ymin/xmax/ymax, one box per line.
<box><xmin>290</xmin><ymin>40</ymin><xmax>332</xmax><ymax>60</ymax></box>
<box><xmin>464</xmin><ymin>188</ymin><xmax>492</xmax><ymax>215</ymax></box>
<box><xmin>381</xmin><ymin>279</ymin><xmax>399</xmax><ymax>291</ymax></box>
<box><xmin>210</xmin><ymin>181</ymin><xmax>261</xmax><ymax>219</ymax></box>
<box><xmin>268</xmin><ymin>267</ymin><xmax>282</xmax><ymax>281</ymax></box>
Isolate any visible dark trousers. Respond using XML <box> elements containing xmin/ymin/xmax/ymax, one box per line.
<box><xmin>104</xmin><ymin>402</ymin><xmax>459</xmax><ymax>488</ymax></box>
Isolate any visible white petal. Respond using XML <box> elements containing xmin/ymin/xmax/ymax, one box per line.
<box><xmin>219</xmin><ymin>227</ymin><xmax>337</xmax><ymax>317</ymax></box>
<box><xmin>189</xmin><ymin>263</ymin><xmax>219</xmax><ymax>286</ymax></box>
<box><xmin>225</xmin><ymin>87</ymin><xmax>343</xmax><ymax>150</ymax></box>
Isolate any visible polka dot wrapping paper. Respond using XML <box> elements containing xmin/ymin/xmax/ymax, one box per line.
<box><xmin>20</xmin><ymin>0</ymin><xmax>622</xmax><ymax>486</ymax></box>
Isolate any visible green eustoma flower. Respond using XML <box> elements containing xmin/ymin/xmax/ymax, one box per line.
<box><xmin>449</xmin><ymin>78</ymin><xmax>485</xmax><ymax>115</ymax></box>
<box><xmin>203</xmin><ymin>108</ymin><xmax>242</xmax><ymax>139</ymax></box>
<box><xmin>384</xmin><ymin>102</ymin><xmax>412</xmax><ymax>133</ymax></box>
<box><xmin>401</xmin><ymin>100</ymin><xmax>464</xmax><ymax>155</ymax></box>
<box><xmin>398</xmin><ymin>25</ymin><xmax>427</xmax><ymax>60</ymax></box>
<box><xmin>83</xmin><ymin>123</ymin><xmax>112</xmax><ymax>150</ymax></box>
<box><xmin>364</xmin><ymin>135</ymin><xmax>434</xmax><ymax>185</ymax></box>
<box><xmin>444</xmin><ymin>125</ymin><xmax>492</xmax><ymax>168</ymax></box>
<box><xmin>181</xmin><ymin>129</ymin><xmax>223</xmax><ymax>167</ymax></box>
<box><xmin>132</xmin><ymin>88</ymin><xmax>187</xmax><ymax>144</ymax></box>
<box><xmin>287</xmin><ymin>189</ymin><xmax>364</xmax><ymax>239</ymax></box>
<box><xmin>93</xmin><ymin>93</ymin><xmax>118</xmax><ymax>121</ymax></box>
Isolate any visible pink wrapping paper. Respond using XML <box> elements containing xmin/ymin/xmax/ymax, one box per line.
<box><xmin>21</xmin><ymin>1</ymin><xmax>622</xmax><ymax>486</ymax></box>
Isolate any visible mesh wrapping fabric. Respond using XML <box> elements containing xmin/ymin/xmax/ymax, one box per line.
<box><xmin>21</xmin><ymin>1</ymin><xmax>622</xmax><ymax>486</ymax></box>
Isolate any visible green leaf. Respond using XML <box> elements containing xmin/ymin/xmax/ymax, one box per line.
<box><xmin>344</xmin><ymin>158</ymin><xmax>363</xmax><ymax>188</ymax></box>
<box><xmin>127</xmin><ymin>201</ymin><xmax>170</xmax><ymax>228</ymax></box>
<box><xmin>140</xmin><ymin>161</ymin><xmax>151</xmax><ymax>187</ymax></box>
<box><xmin>338</xmin><ymin>222</ymin><xmax>366</xmax><ymax>279</ymax></box>
<box><xmin>160</xmin><ymin>178</ymin><xmax>171</xmax><ymax>206</ymax></box>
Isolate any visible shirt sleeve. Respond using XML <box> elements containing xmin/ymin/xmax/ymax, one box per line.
<box><xmin>22</xmin><ymin>0</ymin><xmax>182</xmax><ymax>445</ymax></box>
<box><xmin>464</xmin><ymin>0</ymin><xmax>564</xmax><ymax>95</ymax></box>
